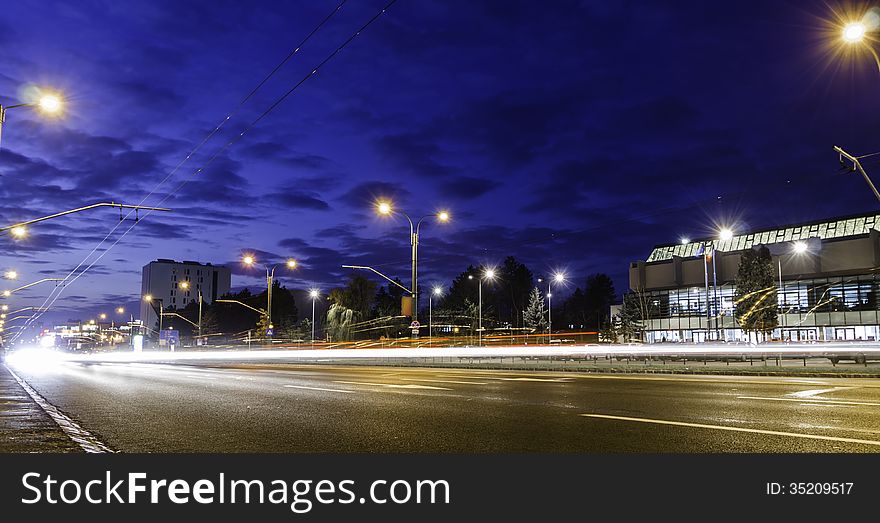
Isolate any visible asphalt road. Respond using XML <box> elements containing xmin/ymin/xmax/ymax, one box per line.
<box><xmin>9</xmin><ymin>361</ymin><xmax>880</xmax><ymax>452</ymax></box>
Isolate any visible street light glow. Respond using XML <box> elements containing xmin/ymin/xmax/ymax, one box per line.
<box><xmin>843</xmin><ymin>22</ymin><xmax>867</xmax><ymax>43</ymax></box>
<box><xmin>484</xmin><ymin>269</ymin><xmax>496</xmax><ymax>279</ymax></box>
<box><xmin>437</xmin><ymin>211</ymin><xmax>450</xmax><ymax>222</ymax></box>
<box><xmin>286</xmin><ymin>259</ymin><xmax>297</xmax><ymax>269</ymax></box>
<box><xmin>309</xmin><ymin>289</ymin><xmax>319</xmax><ymax>299</ymax></box>
<box><xmin>680</xmin><ymin>237</ymin><xmax>690</xmax><ymax>245</ymax></box>
<box><xmin>554</xmin><ymin>272</ymin><xmax>565</xmax><ymax>283</ymax></box>
<box><xmin>377</xmin><ymin>201</ymin><xmax>392</xmax><ymax>215</ymax></box>
<box><xmin>99</xmin><ymin>313</ymin><xmax>107</xmax><ymax>320</ymax></box>
<box><xmin>242</xmin><ymin>255</ymin><xmax>255</xmax><ymax>266</ymax></box>
<box><xmin>3</xmin><ymin>271</ymin><xmax>17</xmax><ymax>280</ymax></box>
<box><xmin>116</xmin><ymin>307</ymin><xmax>125</xmax><ymax>314</ymax></box>
<box><xmin>37</xmin><ymin>94</ymin><xmax>62</xmax><ymax>113</ymax></box>
<box><xmin>719</xmin><ymin>228</ymin><xmax>734</xmax><ymax>241</ymax></box>
<box><xmin>179</xmin><ymin>281</ymin><xmax>190</xmax><ymax>290</ymax></box>
<box><xmin>1</xmin><ymin>305</ymin><xmax>7</xmax><ymax>311</ymax></box>
<box><xmin>433</xmin><ymin>286</ymin><xmax>443</xmax><ymax>296</ymax></box>
<box><xmin>143</xmin><ymin>294</ymin><xmax>153</xmax><ymax>302</ymax></box>
<box><xmin>793</xmin><ymin>241</ymin><xmax>809</xmax><ymax>254</ymax></box>
<box><xmin>2</xmin><ymin>290</ymin><xmax>10</xmax><ymax>297</ymax></box>
<box><xmin>10</xmin><ymin>226</ymin><xmax>27</xmax><ymax>238</ymax></box>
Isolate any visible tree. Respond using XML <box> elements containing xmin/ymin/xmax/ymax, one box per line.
<box><xmin>523</xmin><ymin>287</ymin><xmax>547</xmax><ymax>333</ymax></box>
<box><xmin>499</xmin><ymin>256</ymin><xmax>534</xmax><ymax>327</ymax></box>
<box><xmin>618</xmin><ymin>292</ymin><xmax>645</xmax><ymax>343</ymax></box>
<box><xmin>734</xmin><ymin>245</ymin><xmax>778</xmax><ymax>342</ymax></box>
<box><xmin>562</xmin><ymin>273</ymin><xmax>616</xmax><ymax>329</ymax></box>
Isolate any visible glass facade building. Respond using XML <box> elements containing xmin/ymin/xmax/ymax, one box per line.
<box><xmin>630</xmin><ymin>212</ymin><xmax>880</xmax><ymax>343</ymax></box>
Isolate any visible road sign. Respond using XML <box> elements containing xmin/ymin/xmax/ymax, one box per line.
<box><xmin>159</xmin><ymin>329</ymin><xmax>179</xmax><ymax>347</ymax></box>
<box><xmin>266</xmin><ymin>328</ymin><xmax>274</xmax><ymax>337</ymax></box>
<box><xmin>410</xmin><ymin>320</ymin><xmax>420</xmax><ymax>328</ymax></box>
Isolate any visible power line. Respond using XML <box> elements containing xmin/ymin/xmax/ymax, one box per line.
<box><xmin>10</xmin><ymin>0</ymin><xmax>357</xmax><ymax>342</ymax></box>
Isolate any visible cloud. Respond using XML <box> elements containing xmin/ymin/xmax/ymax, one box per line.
<box><xmin>337</xmin><ymin>181</ymin><xmax>411</xmax><ymax>209</ymax></box>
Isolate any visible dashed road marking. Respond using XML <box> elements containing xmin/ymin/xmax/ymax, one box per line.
<box><xmin>333</xmin><ymin>380</ymin><xmax>452</xmax><ymax>391</ymax></box>
<box><xmin>580</xmin><ymin>413</ymin><xmax>880</xmax><ymax>447</ymax></box>
<box><xmin>737</xmin><ymin>396</ymin><xmax>880</xmax><ymax>407</ymax></box>
<box><xmin>787</xmin><ymin>387</ymin><xmax>856</xmax><ymax>398</ymax></box>
<box><xmin>283</xmin><ymin>384</ymin><xmax>357</xmax><ymax>394</ymax></box>
<box><xmin>399</xmin><ymin>378</ymin><xmax>488</xmax><ymax>385</ymax></box>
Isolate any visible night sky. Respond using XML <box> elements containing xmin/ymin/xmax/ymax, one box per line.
<box><xmin>2</xmin><ymin>0</ymin><xmax>879</xmax><ymax>328</ymax></box>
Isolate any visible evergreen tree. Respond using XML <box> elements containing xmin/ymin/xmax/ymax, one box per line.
<box><xmin>523</xmin><ymin>287</ymin><xmax>547</xmax><ymax>332</ymax></box>
<box><xmin>734</xmin><ymin>246</ymin><xmax>778</xmax><ymax>342</ymax></box>
<box><xmin>618</xmin><ymin>292</ymin><xmax>645</xmax><ymax>342</ymax></box>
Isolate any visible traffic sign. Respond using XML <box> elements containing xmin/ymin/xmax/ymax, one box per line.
<box><xmin>410</xmin><ymin>320</ymin><xmax>420</xmax><ymax>328</ymax></box>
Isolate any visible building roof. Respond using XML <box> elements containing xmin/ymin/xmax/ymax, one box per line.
<box><xmin>646</xmin><ymin>211</ymin><xmax>880</xmax><ymax>262</ymax></box>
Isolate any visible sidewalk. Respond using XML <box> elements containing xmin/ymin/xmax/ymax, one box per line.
<box><xmin>0</xmin><ymin>364</ymin><xmax>81</xmax><ymax>453</ymax></box>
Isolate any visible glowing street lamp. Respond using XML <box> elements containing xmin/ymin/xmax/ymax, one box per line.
<box><xmin>309</xmin><ymin>289</ymin><xmax>320</xmax><ymax>345</ymax></box>
<box><xmin>374</xmin><ymin>199</ymin><xmax>451</xmax><ymax>335</ymax></box>
<box><xmin>9</xmin><ymin>226</ymin><xmax>26</xmax><ymax>239</ymax></box>
<box><xmin>429</xmin><ymin>286</ymin><xmax>443</xmax><ymax>340</ymax></box>
<box><xmin>241</xmin><ymin>254</ymin><xmax>298</xmax><ymax>338</ymax></box>
<box><xmin>116</xmin><ymin>307</ymin><xmax>125</xmax><ymax>314</ymax></box>
<box><xmin>470</xmin><ymin>268</ymin><xmax>496</xmax><ymax>347</ymax></box>
<box><xmin>844</xmin><ymin>22</ymin><xmax>867</xmax><ymax>43</ymax></box>
<box><xmin>538</xmin><ymin>272</ymin><xmax>565</xmax><ymax>343</ymax></box>
<box><xmin>3</xmin><ymin>270</ymin><xmax>17</xmax><ymax>280</ymax></box>
<box><xmin>99</xmin><ymin>313</ymin><xmax>107</xmax><ymax>321</ymax></box>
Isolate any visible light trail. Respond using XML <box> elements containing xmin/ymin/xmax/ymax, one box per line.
<box><xmin>5</xmin><ymin>342</ymin><xmax>880</xmax><ymax>368</ymax></box>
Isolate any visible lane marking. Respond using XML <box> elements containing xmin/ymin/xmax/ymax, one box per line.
<box><xmin>283</xmin><ymin>384</ymin><xmax>357</xmax><ymax>394</ymax></box>
<box><xmin>399</xmin><ymin>378</ymin><xmax>488</xmax><ymax>385</ymax></box>
<box><xmin>580</xmin><ymin>413</ymin><xmax>880</xmax><ymax>447</ymax></box>
<box><xmin>5</xmin><ymin>365</ymin><xmax>113</xmax><ymax>453</ymax></box>
<box><xmin>495</xmin><ymin>377</ymin><xmax>571</xmax><ymax>382</ymax></box>
<box><xmin>737</xmin><ymin>396</ymin><xmax>880</xmax><ymax>407</ymax></box>
<box><xmin>185</xmin><ymin>374</ymin><xmax>217</xmax><ymax>380</ymax></box>
<box><xmin>333</xmin><ymin>380</ymin><xmax>452</xmax><ymax>391</ymax></box>
<box><xmin>787</xmin><ymin>387</ymin><xmax>856</xmax><ymax>398</ymax></box>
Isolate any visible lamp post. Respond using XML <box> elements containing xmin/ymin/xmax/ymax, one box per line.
<box><xmin>0</xmin><ymin>91</ymin><xmax>63</xmax><ymax>149</ymax></box>
<box><xmin>538</xmin><ymin>273</ymin><xmax>566</xmax><ymax>344</ymax></box>
<box><xmin>309</xmin><ymin>289</ymin><xmax>319</xmax><ymax>346</ymax></box>
<box><xmin>375</xmin><ymin>201</ymin><xmax>450</xmax><ymax>336</ymax></box>
<box><xmin>242</xmin><ymin>255</ymin><xmax>297</xmax><ymax>339</ymax></box>
<box><xmin>469</xmin><ymin>269</ymin><xmax>496</xmax><ymax>347</ymax></box>
<box><xmin>179</xmin><ymin>280</ymin><xmax>203</xmax><ymax>342</ymax></box>
<box><xmin>143</xmin><ymin>294</ymin><xmax>163</xmax><ymax>344</ymax></box>
<box><xmin>778</xmin><ymin>240</ymin><xmax>809</xmax><ymax>340</ymax></box>
<box><xmin>2</xmin><ymin>202</ymin><xmax>172</xmax><ymax>239</ymax></box>
<box><xmin>429</xmin><ymin>286</ymin><xmax>442</xmax><ymax>341</ymax></box>
<box><xmin>2</xmin><ymin>278</ymin><xmax>64</xmax><ymax>297</ymax></box>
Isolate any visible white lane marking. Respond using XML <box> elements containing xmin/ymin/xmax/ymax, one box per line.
<box><xmin>495</xmin><ymin>377</ymin><xmax>571</xmax><ymax>382</ymax></box>
<box><xmin>284</xmin><ymin>385</ymin><xmax>357</xmax><ymax>394</ymax></box>
<box><xmin>333</xmin><ymin>380</ymin><xmax>452</xmax><ymax>391</ymax></box>
<box><xmin>185</xmin><ymin>375</ymin><xmax>217</xmax><ymax>380</ymax></box>
<box><xmin>737</xmin><ymin>396</ymin><xmax>880</xmax><ymax>407</ymax></box>
<box><xmin>787</xmin><ymin>387</ymin><xmax>856</xmax><ymax>398</ymax></box>
<box><xmin>399</xmin><ymin>378</ymin><xmax>488</xmax><ymax>385</ymax></box>
<box><xmin>5</xmin><ymin>365</ymin><xmax>113</xmax><ymax>453</ymax></box>
<box><xmin>580</xmin><ymin>413</ymin><xmax>880</xmax><ymax>447</ymax></box>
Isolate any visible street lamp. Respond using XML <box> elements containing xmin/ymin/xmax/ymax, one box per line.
<box><xmin>3</xmin><ymin>270</ymin><xmax>17</xmax><ymax>280</ymax></box>
<box><xmin>470</xmin><ymin>269</ymin><xmax>496</xmax><ymax>347</ymax></box>
<box><xmin>241</xmin><ymin>254</ymin><xmax>297</xmax><ymax>339</ymax></box>
<box><xmin>309</xmin><ymin>289</ymin><xmax>319</xmax><ymax>346</ymax></box>
<box><xmin>143</xmin><ymin>294</ymin><xmax>165</xmax><ymax>342</ymax></box>
<box><xmin>116</xmin><ymin>307</ymin><xmax>125</xmax><ymax>314</ymax></box>
<box><xmin>1</xmin><ymin>277</ymin><xmax>64</xmax><ymax>297</ymax></box>
<box><xmin>375</xmin><ymin>199</ymin><xmax>450</xmax><ymax>336</ymax></box>
<box><xmin>844</xmin><ymin>22</ymin><xmax>867</xmax><ymax>43</ymax></box>
<box><xmin>429</xmin><ymin>286</ymin><xmax>443</xmax><ymax>341</ymax></box>
<box><xmin>0</xmin><ymin>90</ymin><xmax>64</xmax><ymax>148</ymax></box>
<box><xmin>777</xmin><ymin>241</ymin><xmax>810</xmax><ymax>339</ymax></box>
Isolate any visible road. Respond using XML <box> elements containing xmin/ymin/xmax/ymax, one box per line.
<box><xmin>8</xmin><ymin>361</ymin><xmax>880</xmax><ymax>452</ymax></box>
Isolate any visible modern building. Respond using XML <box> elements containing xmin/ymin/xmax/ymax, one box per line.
<box><xmin>629</xmin><ymin>212</ymin><xmax>880</xmax><ymax>343</ymax></box>
<box><xmin>140</xmin><ymin>259</ymin><xmax>231</xmax><ymax>333</ymax></box>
